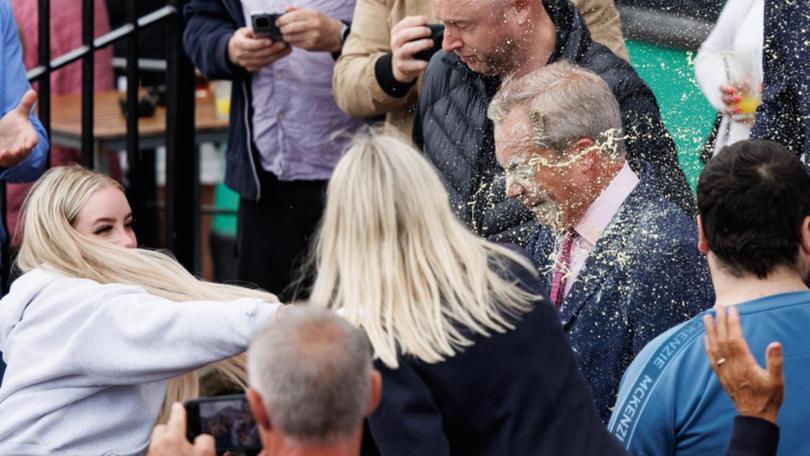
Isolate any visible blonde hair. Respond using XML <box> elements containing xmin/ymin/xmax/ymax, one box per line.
<box><xmin>309</xmin><ymin>130</ymin><xmax>539</xmax><ymax>368</ymax></box>
<box><xmin>15</xmin><ymin>165</ymin><xmax>279</xmax><ymax>422</ymax></box>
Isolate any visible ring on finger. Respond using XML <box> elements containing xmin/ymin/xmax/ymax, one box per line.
<box><xmin>716</xmin><ymin>357</ymin><xmax>727</xmax><ymax>366</ymax></box>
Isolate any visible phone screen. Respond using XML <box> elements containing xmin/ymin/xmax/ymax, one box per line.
<box><xmin>186</xmin><ymin>395</ymin><xmax>261</xmax><ymax>456</ymax></box>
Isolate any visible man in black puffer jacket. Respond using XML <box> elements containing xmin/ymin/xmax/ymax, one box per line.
<box><xmin>414</xmin><ymin>0</ymin><xmax>693</xmax><ymax>244</ymax></box>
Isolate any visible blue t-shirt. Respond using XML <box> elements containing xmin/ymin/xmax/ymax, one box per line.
<box><xmin>607</xmin><ymin>290</ymin><xmax>810</xmax><ymax>455</ymax></box>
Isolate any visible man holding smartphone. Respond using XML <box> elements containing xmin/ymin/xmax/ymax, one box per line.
<box><xmin>184</xmin><ymin>1</ymin><xmax>362</xmax><ymax>300</ymax></box>
<box><xmin>147</xmin><ymin>307</ymin><xmax>381</xmax><ymax>456</ymax></box>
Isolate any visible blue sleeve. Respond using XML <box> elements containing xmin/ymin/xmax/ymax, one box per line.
<box><xmin>608</xmin><ymin>333</ymin><xmax>678</xmax><ymax>455</ymax></box>
<box><xmin>368</xmin><ymin>359</ymin><xmax>451</xmax><ymax>456</ymax></box>
<box><xmin>1</xmin><ymin>1</ymin><xmax>47</xmax><ymax>183</ymax></box>
<box><xmin>182</xmin><ymin>0</ymin><xmax>248</xmax><ymax>81</ymax></box>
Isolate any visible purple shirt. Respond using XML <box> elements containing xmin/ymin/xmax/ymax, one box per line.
<box><xmin>241</xmin><ymin>0</ymin><xmax>362</xmax><ymax>181</ymax></box>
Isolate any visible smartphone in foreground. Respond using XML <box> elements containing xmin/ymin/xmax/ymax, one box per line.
<box><xmin>414</xmin><ymin>23</ymin><xmax>445</xmax><ymax>62</ymax></box>
<box><xmin>251</xmin><ymin>12</ymin><xmax>285</xmax><ymax>42</ymax></box>
<box><xmin>185</xmin><ymin>395</ymin><xmax>261</xmax><ymax>456</ymax></box>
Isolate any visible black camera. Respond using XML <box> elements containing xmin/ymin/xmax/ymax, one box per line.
<box><xmin>413</xmin><ymin>24</ymin><xmax>445</xmax><ymax>62</ymax></box>
<box><xmin>251</xmin><ymin>12</ymin><xmax>285</xmax><ymax>42</ymax></box>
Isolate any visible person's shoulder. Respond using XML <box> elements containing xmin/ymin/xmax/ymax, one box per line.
<box><xmin>626</xmin><ymin>174</ymin><xmax>696</xmax><ymax>243</ymax></box>
<box><xmin>609</xmin><ymin>315</ymin><xmax>710</xmax><ymax>438</ymax></box>
<box><xmin>577</xmin><ymin>41</ymin><xmax>651</xmax><ymax>100</ymax></box>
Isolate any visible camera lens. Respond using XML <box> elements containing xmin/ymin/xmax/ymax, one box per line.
<box><xmin>256</xmin><ymin>17</ymin><xmax>269</xmax><ymax>28</ymax></box>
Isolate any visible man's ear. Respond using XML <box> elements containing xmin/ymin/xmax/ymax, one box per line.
<box><xmin>510</xmin><ymin>0</ymin><xmax>533</xmax><ymax>24</ymax></box>
<box><xmin>365</xmin><ymin>370</ymin><xmax>383</xmax><ymax>416</ymax></box>
<box><xmin>246</xmin><ymin>387</ymin><xmax>272</xmax><ymax>431</ymax></box>
<box><xmin>571</xmin><ymin>138</ymin><xmax>597</xmax><ymax>173</ymax></box>
<box><xmin>799</xmin><ymin>216</ymin><xmax>810</xmax><ymax>255</ymax></box>
<box><xmin>697</xmin><ymin>215</ymin><xmax>709</xmax><ymax>254</ymax></box>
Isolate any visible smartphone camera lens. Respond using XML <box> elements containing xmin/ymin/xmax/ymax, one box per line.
<box><xmin>255</xmin><ymin>17</ymin><xmax>269</xmax><ymax>28</ymax></box>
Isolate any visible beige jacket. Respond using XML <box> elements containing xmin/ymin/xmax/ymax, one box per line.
<box><xmin>332</xmin><ymin>0</ymin><xmax>628</xmax><ymax>137</ymax></box>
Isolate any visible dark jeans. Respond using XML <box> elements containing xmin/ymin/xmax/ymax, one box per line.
<box><xmin>236</xmin><ymin>169</ymin><xmax>326</xmax><ymax>301</ymax></box>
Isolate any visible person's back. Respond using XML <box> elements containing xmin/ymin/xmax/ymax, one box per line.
<box><xmin>608</xmin><ymin>139</ymin><xmax>810</xmax><ymax>455</ymax></box>
<box><xmin>609</xmin><ymin>293</ymin><xmax>810</xmax><ymax>455</ymax></box>
<box><xmin>368</xmin><ymin>250</ymin><xmax>625</xmax><ymax>455</ymax></box>
<box><xmin>311</xmin><ymin>130</ymin><xmax>625</xmax><ymax>455</ymax></box>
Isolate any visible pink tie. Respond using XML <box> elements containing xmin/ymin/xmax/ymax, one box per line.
<box><xmin>550</xmin><ymin>230</ymin><xmax>577</xmax><ymax>310</ymax></box>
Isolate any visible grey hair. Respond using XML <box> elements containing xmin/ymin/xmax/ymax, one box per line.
<box><xmin>488</xmin><ymin>60</ymin><xmax>625</xmax><ymax>157</ymax></box>
<box><xmin>247</xmin><ymin>306</ymin><xmax>372</xmax><ymax>445</ymax></box>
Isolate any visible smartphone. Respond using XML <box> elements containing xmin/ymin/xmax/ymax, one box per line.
<box><xmin>251</xmin><ymin>12</ymin><xmax>285</xmax><ymax>42</ymax></box>
<box><xmin>185</xmin><ymin>395</ymin><xmax>261</xmax><ymax>456</ymax></box>
<box><xmin>413</xmin><ymin>23</ymin><xmax>445</xmax><ymax>62</ymax></box>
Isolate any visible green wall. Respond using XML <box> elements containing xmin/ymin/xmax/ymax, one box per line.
<box><xmin>626</xmin><ymin>39</ymin><xmax>717</xmax><ymax>191</ymax></box>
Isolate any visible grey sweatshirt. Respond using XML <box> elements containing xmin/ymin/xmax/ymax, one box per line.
<box><xmin>0</xmin><ymin>268</ymin><xmax>279</xmax><ymax>455</ymax></box>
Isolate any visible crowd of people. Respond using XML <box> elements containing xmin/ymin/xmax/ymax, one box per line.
<box><xmin>0</xmin><ymin>0</ymin><xmax>808</xmax><ymax>455</ymax></box>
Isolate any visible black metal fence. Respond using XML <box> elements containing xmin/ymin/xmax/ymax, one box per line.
<box><xmin>4</xmin><ymin>0</ymin><xmax>199</xmax><ymax>283</ymax></box>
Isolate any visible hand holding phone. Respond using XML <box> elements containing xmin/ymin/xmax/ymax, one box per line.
<box><xmin>413</xmin><ymin>24</ymin><xmax>444</xmax><ymax>62</ymax></box>
<box><xmin>251</xmin><ymin>12</ymin><xmax>286</xmax><ymax>42</ymax></box>
<box><xmin>227</xmin><ymin>26</ymin><xmax>291</xmax><ymax>73</ymax></box>
<box><xmin>185</xmin><ymin>395</ymin><xmax>261</xmax><ymax>456</ymax></box>
<box><xmin>390</xmin><ymin>17</ymin><xmax>443</xmax><ymax>84</ymax></box>
<box><xmin>149</xmin><ymin>403</ymin><xmax>216</xmax><ymax>456</ymax></box>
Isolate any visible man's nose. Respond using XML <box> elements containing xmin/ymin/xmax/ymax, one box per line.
<box><xmin>442</xmin><ymin>28</ymin><xmax>461</xmax><ymax>53</ymax></box>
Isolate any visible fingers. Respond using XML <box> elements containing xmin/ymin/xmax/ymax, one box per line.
<box><xmin>167</xmin><ymin>402</ymin><xmax>187</xmax><ymax>434</ymax></box>
<box><xmin>392</xmin><ymin>15</ymin><xmax>429</xmax><ymax>36</ymax></box>
<box><xmin>703</xmin><ymin>314</ymin><xmax>719</xmax><ymax>361</ymax></box>
<box><xmin>276</xmin><ymin>9</ymin><xmax>313</xmax><ymax>28</ymax></box>
<box><xmin>719</xmin><ymin>83</ymin><xmax>737</xmax><ymax>95</ymax></box>
<box><xmin>765</xmin><ymin>342</ymin><xmax>784</xmax><ymax>383</ymax></box>
<box><xmin>726</xmin><ymin>306</ymin><xmax>743</xmax><ymax>344</ymax></box>
<box><xmin>234</xmin><ymin>28</ymin><xmax>274</xmax><ymax>50</ymax></box>
<box><xmin>16</xmin><ymin>90</ymin><xmax>37</xmax><ymax>116</ymax></box>
<box><xmin>150</xmin><ymin>423</ymin><xmax>167</xmax><ymax>442</ymax></box>
<box><xmin>193</xmin><ymin>434</ymin><xmax>216</xmax><ymax>456</ymax></box>
<box><xmin>392</xmin><ymin>24</ymin><xmax>432</xmax><ymax>49</ymax></box>
<box><xmin>715</xmin><ymin>305</ymin><xmax>728</xmax><ymax>347</ymax></box>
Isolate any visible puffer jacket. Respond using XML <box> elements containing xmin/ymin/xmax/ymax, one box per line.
<box><xmin>413</xmin><ymin>0</ymin><xmax>693</xmax><ymax>244</ymax></box>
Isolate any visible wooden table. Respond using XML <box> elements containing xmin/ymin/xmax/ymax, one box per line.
<box><xmin>50</xmin><ymin>90</ymin><xmax>229</xmax><ymax>151</ymax></box>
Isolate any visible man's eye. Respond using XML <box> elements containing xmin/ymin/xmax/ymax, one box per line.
<box><xmin>94</xmin><ymin>225</ymin><xmax>112</xmax><ymax>235</ymax></box>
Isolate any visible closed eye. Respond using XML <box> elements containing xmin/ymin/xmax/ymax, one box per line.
<box><xmin>94</xmin><ymin>225</ymin><xmax>113</xmax><ymax>235</ymax></box>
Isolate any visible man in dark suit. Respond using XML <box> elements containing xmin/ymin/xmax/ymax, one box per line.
<box><xmin>489</xmin><ymin>61</ymin><xmax>714</xmax><ymax>422</ymax></box>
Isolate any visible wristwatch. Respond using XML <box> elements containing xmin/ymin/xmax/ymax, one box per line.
<box><xmin>340</xmin><ymin>22</ymin><xmax>351</xmax><ymax>44</ymax></box>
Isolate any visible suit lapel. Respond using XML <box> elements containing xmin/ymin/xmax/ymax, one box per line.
<box><xmin>558</xmin><ymin>183</ymin><xmax>651</xmax><ymax>329</ymax></box>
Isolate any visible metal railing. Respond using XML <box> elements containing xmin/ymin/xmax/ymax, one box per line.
<box><xmin>2</xmin><ymin>0</ymin><xmax>198</xmax><ymax>286</ymax></box>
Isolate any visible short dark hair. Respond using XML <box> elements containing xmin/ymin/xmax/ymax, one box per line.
<box><xmin>697</xmin><ymin>140</ymin><xmax>810</xmax><ymax>278</ymax></box>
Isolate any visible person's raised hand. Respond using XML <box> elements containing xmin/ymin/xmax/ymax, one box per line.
<box><xmin>390</xmin><ymin>16</ymin><xmax>432</xmax><ymax>84</ymax></box>
<box><xmin>0</xmin><ymin>89</ymin><xmax>38</xmax><ymax>168</ymax></box>
<box><xmin>147</xmin><ymin>402</ymin><xmax>215</xmax><ymax>456</ymax></box>
<box><xmin>277</xmin><ymin>7</ymin><xmax>343</xmax><ymax>53</ymax></box>
<box><xmin>227</xmin><ymin>27</ymin><xmax>291</xmax><ymax>73</ymax></box>
<box><xmin>703</xmin><ymin>306</ymin><xmax>784</xmax><ymax>424</ymax></box>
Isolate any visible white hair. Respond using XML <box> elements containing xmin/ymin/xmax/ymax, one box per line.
<box><xmin>488</xmin><ymin>60</ymin><xmax>626</xmax><ymax>157</ymax></box>
<box><xmin>248</xmin><ymin>306</ymin><xmax>372</xmax><ymax>444</ymax></box>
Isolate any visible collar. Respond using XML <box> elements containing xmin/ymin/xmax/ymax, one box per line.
<box><xmin>573</xmin><ymin>161</ymin><xmax>639</xmax><ymax>245</ymax></box>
